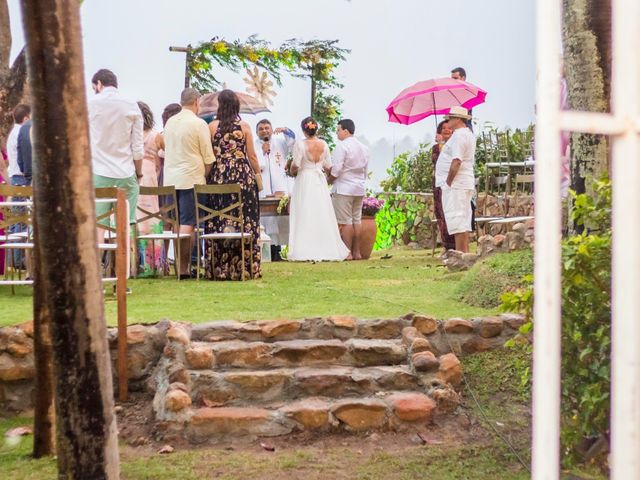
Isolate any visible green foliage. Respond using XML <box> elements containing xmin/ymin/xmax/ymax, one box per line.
<box><xmin>187</xmin><ymin>36</ymin><xmax>349</xmax><ymax>147</ymax></box>
<box><xmin>373</xmin><ymin>194</ymin><xmax>429</xmax><ymax>250</ymax></box>
<box><xmin>456</xmin><ymin>250</ymin><xmax>534</xmax><ymax>309</ymax></box>
<box><xmin>380</xmin><ymin>143</ymin><xmax>434</xmax><ymax>193</ymax></box>
<box><xmin>500</xmin><ymin>178</ymin><xmax>612</xmax><ymax>467</ymax></box>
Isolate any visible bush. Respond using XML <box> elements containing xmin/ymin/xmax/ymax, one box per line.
<box><xmin>380</xmin><ymin>143</ymin><xmax>433</xmax><ymax>193</ymax></box>
<box><xmin>455</xmin><ymin>250</ymin><xmax>533</xmax><ymax>308</ymax></box>
<box><xmin>501</xmin><ymin>179</ymin><xmax>612</xmax><ymax>467</ymax></box>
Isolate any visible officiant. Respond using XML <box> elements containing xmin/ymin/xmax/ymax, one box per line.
<box><xmin>256</xmin><ymin>119</ymin><xmax>295</xmax><ymax>261</ymax></box>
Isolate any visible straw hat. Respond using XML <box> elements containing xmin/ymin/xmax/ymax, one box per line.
<box><xmin>445</xmin><ymin>106</ymin><xmax>472</xmax><ymax>120</ymax></box>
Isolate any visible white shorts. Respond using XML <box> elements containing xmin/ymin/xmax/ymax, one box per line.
<box><xmin>442</xmin><ymin>186</ymin><xmax>474</xmax><ymax>234</ymax></box>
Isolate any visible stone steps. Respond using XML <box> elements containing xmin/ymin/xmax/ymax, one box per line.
<box><xmin>148</xmin><ymin>314</ymin><xmax>524</xmax><ymax>442</ymax></box>
<box><xmin>185</xmin><ymin>338</ymin><xmax>407</xmax><ymax>370</ymax></box>
<box><xmin>189</xmin><ymin>365</ymin><xmax>438</xmax><ymax>407</ymax></box>
<box><xmin>185</xmin><ymin>391</ymin><xmax>444</xmax><ymax>441</ymax></box>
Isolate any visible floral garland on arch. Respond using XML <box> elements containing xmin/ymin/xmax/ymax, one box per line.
<box><xmin>187</xmin><ymin>36</ymin><xmax>349</xmax><ymax>147</ymax></box>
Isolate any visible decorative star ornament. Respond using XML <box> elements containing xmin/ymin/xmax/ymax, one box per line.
<box><xmin>244</xmin><ymin>66</ymin><xmax>277</xmax><ymax>106</ymax></box>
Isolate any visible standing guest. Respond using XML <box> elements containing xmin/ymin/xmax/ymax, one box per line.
<box><xmin>451</xmin><ymin>67</ymin><xmax>473</xmax><ymax>131</ymax></box>
<box><xmin>135</xmin><ymin>101</ymin><xmax>164</xmax><ymax>275</ymax></box>
<box><xmin>434</xmin><ymin>106</ymin><xmax>476</xmax><ymax>253</ymax></box>
<box><xmin>0</xmin><ymin>149</ymin><xmax>7</xmax><ymax>274</ymax></box>
<box><xmin>255</xmin><ymin>119</ymin><xmax>295</xmax><ymax>261</ymax></box>
<box><xmin>206</xmin><ymin>89</ymin><xmax>262</xmax><ymax>280</ymax></box>
<box><xmin>432</xmin><ymin>120</ymin><xmax>456</xmax><ymax>251</ymax></box>
<box><xmin>329</xmin><ymin>119</ymin><xmax>369</xmax><ymax>260</ymax></box>
<box><xmin>6</xmin><ymin>104</ymin><xmax>31</xmax><ymax>187</ymax></box>
<box><xmin>88</xmin><ymin>68</ymin><xmax>144</xmax><ymax>228</ymax></box>
<box><xmin>16</xmin><ymin>117</ymin><xmax>33</xmax><ymax>185</ymax></box>
<box><xmin>163</xmin><ymin>88</ymin><xmax>215</xmax><ymax>279</ymax></box>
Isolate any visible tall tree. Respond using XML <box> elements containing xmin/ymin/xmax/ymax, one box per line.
<box><xmin>0</xmin><ymin>0</ymin><xmax>27</xmax><ymax>149</ymax></box>
<box><xmin>19</xmin><ymin>0</ymin><xmax>119</xmax><ymax>478</ymax></box>
<box><xmin>562</xmin><ymin>0</ymin><xmax>611</xmax><ymax>199</ymax></box>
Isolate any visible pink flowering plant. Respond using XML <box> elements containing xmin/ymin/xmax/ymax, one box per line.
<box><xmin>362</xmin><ymin>196</ymin><xmax>384</xmax><ymax>217</ymax></box>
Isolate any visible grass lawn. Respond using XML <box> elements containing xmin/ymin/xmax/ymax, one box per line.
<box><xmin>0</xmin><ymin>248</ymin><xmax>496</xmax><ymax>328</ymax></box>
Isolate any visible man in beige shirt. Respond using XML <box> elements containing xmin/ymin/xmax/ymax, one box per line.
<box><xmin>163</xmin><ymin>88</ymin><xmax>215</xmax><ymax>278</ymax></box>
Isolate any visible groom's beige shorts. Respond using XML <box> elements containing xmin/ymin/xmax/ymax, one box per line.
<box><xmin>332</xmin><ymin>194</ymin><xmax>364</xmax><ymax>225</ymax></box>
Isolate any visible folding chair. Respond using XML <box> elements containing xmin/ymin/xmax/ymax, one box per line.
<box><xmin>95</xmin><ymin>187</ymin><xmax>123</xmax><ymax>282</ymax></box>
<box><xmin>194</xmin><ymin>184</ymin><xmax>254</xmax><ymax>281</ymax></box>
<box><xmin>134</xmin><ymin>185</ymin><xmax>190</xmax><ymax>279</ymax></box>
<box><xmin>0</xmin><ymin>185</ymin><xmax>34</xmax><ymax>292</ymax></box>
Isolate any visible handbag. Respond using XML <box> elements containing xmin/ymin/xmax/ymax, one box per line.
<box><xmin>255</xmin><ymin>173</ymin><xmax>264</xmax><ymax>192</ymax></box>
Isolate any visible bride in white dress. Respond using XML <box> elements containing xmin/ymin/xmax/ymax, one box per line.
<box><xmin>288</xmin><ymin>117</ymin><xmax>350</xmax><ymax>261</ymax></box>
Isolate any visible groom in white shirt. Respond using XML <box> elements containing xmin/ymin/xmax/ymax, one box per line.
<box><xmin>329</xmin><ymin>119</ymin><xmax>369</xmax><ymax>260</ymax></box>
<box><xmin>255</xmin><ymin>119</ymin><xmax>295</xmax><ymax>261</ymax></box>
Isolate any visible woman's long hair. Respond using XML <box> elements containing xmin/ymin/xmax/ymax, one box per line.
<box><xmin>137</xmin><ymin>101</ymin><xmax>155</xmax><ymax>131</ymax></box>
<box><xmin>216</xmin><ymin>89</ymin><xmax>241</xmax><ymax>135</ymax></box>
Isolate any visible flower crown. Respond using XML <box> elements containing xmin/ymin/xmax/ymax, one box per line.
<box><xmin>304</xmin><ymin>121</ymin><xmax>317</xmax><ymax>130</ymax></box>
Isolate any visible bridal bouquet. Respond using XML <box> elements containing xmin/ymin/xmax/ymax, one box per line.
<box><xmin>362</xmin><ymin>197</ymin><xmax>384</xmax><ymax>217</ymax></box>
<box><xmin>276</xmin><ymin>195</ymin><xmax>290</xmax><ymax>215</ymax></box>
<box><xmin>285</xmin><ymin>154</ymin><xmax>297</xmax><ymax>177</ymax></box>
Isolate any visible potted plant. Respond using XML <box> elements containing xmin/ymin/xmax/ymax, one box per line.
<box><xmin>359</xmin><ymin>196</ymin><xmax>384</xmax><ymax>259</ymax></box>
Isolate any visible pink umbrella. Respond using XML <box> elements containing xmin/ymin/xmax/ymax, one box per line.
<box><xmin>386</xmin><ymin>77</ymin><xmax>487</xmax><ymax>125</ymax></box>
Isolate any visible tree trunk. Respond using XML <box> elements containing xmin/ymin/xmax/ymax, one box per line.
<box><xmin>562</xmin><ymin>0</ymin><xmax>611</xmax><ymax>202</ymax></box>
<box><xmin>32</xmin><ymin>221</ymin><xmax>56</xmax><ymax>458</ymax></box>
<box><xmin>19</xmin><ymin>0</ymin><xmax>119</xmax><ymax>478</ymax></box>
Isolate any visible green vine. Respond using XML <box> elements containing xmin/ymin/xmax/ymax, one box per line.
<box><xmin>374</xmin><ymin>193</ymin><xmax>431</xmax><ymax>250</ymax></box>
<box><xmin>187</xmin><ymin>36</ymin><xmax>349</xmax><ymax>147</ymax></box>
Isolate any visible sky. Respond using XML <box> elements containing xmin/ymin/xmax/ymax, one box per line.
<box><xmin>7</xmin><ymin>0</ymin><xmax>536</xmax><ymax>180</ymax></box>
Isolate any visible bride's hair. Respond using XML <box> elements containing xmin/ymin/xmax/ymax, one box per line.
<box><xmin>301</xmin><ymin>117</ymin><xmax>319</xmax><ymax>136</ymax></box>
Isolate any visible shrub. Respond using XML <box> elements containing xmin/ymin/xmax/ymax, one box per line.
<box><xmin>380</xmin><ymin>143</ymin><xmax>433</xmax><ymax>193</ymax></box>
<box><xmin>455</xmin><ymin>250</ymin><xmax>533</xmax><ymax>308</ymax></box>
<box><xmin>501</xmin><ymin>178</ymin><xmax>612</xmax><ymax>467</ymax></box>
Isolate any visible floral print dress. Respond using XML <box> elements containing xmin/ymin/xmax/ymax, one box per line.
<box><xmin>205</xmin><ymin>122</ymin><xmax>261</xmax><ymax>280</ymax></box>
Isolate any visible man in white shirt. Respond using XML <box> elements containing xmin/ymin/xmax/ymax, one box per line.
<box><xmin>88</xmin><ymin>69</ymin><xmax>144</xmax><ymax>227</ymax></box>
<box><xmin>163</xmin><ymin>88</ymin><xmax>215</xmax><ymax>278</ymax></box>
<box><xmin>6</xmin><ymin>104</ymin><xmax>31</xmax><ymax>187</ymax></box>
<box><xmin>330</xmin><ymin>119</ymin><xmax>369</xmax><ymax>260</ymax></box>
<box><xmin>255</xmin><ymin>119</ymin><xmax>295</xmax><ymax>261</ymax></box>
<box><xmin>434</xmin><ymin>106</ymin><xmax>476</xmax><ymax>253</ymax></box>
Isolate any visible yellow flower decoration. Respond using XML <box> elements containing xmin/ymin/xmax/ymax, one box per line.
<box><xmin>213</xmin><ymin>41</ymin><xmax>227</xmax><ymax>53</ymax></box>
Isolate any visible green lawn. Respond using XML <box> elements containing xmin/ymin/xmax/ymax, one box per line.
<box><xmin>0</xmin><ymin>248</ymin><xmax>496</xmax><ymax>327</ymax></box>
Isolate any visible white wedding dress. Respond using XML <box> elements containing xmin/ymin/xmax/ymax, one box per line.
<box><xmin>288</xmin><ymin>140</ymin><xmax>350</xmax><ymax>261</ymax></box>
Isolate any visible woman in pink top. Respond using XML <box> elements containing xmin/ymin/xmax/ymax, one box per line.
<box><xmin>136</xmin><ymin>102</ymin><xmax>164</xmax><ymax>275</ymax></box>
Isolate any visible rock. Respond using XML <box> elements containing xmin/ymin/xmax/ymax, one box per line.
<box><xmin>411</xmin><ymin>351</ymin><xmax>440</xmax><ymax>372</ymax></box>
<box><xmin>188</xmin><ymin>407</ymin><xmax>293</xmax><ymax>438</ymax></box>
<box><xmin>165</xmin><ymin>389</ymin><xmax>192</xmax><ymax>412</ymax></box>
<box><xmin>185</xmin><ymin>346</ymin><xmax>214</xmax><ymax>370</ymax></box>
<box><xmin>168</xmin><ymin>368</ymin><xmax>190</xmax><ymax>385</ymax></box>
<box><xmin>443</xmin><ymin>318</ymin><xmax>474</xmax><ymax>334</ymax></box>
<box><xmin>114</xmin><ymin>405</ymin><xmax>124</xmax><ymax>413</ymax></box>
<box><xmin>127</xmin><ymin>350</ymin><xmax>150</xmax><ymax>379</ymax></box>
<box><xmin>477</xmin><ymin>235</ymin><xmax>496</xmax><ymax>257</ymax></box>
<box><xmin>332</xmin><ymin>399</ymin><xmax>388</xmax><ymax>430</ymax></box>
<box><xmin>261</xmin><ymin>321</ymin><xmax>301</xmax><ymax>339</ymax></box>
<box><xmin>224</xmin><ymin>370</ymin><xmax>290</xmax><ymax>394</ymax></box>
<box><xmin>437</xmin><ymin>354</ymin><xmax>462</xmax><ymax>387</ymax></box>
<box><xmin>169</xmin><ymin>382</ymin><xmax>189</xmax><ymax>393</ymax></box>
<box><xmin>7</xmin><ymin>342</ymin><xmax>32</xmax><ymax>358</ymax></box>
<box><xmin>401</xmin><ymin>327</ymin><xmax>422</xmax><ymax>347</ymax></box>
<box><xmin>501</xmin><ymin>314</ymin><xmax>527</xmax><ymax>330</ymax></box>
<box><xmin>493</xmin><ymin>234</ymin><xmax>506</xmax><ymax>248</ymax></box>
<box><xmin>412</xmin><ymin>315</ymin><xmax>438</xmax><ymax>335</ymax></box>
<box><xmin>512</xmin><ymin>222</ymin><xmax>527</xmax><ymax>234</ymax></box>
<box><xmin>358</xmin><ymin>319</ymin><xmax>406</xmax><ymax>340</ymax></box>
<box><xmin>506</xmin><ymin>231</ymin><xmax>525</xmax><ymax>251</ymax></box>
<box><xmin>328</xmin><ymin>315</ymin><xmax>357</xmax><ymax>330</ymax></box>
<box><xmin>462</xmin><ymin>337</ymin><xmax>493</xmax><ymax>354</ymax></box>
<box><xmin>271</xmin><ymin>340</ymin><xmax>347</xmax><ymax>367</ymax></box>
<box><xmin>294</xmin><ymin>367</ymin><xmax>354</xmax><ymax>396</ymax></box>
<box><xmin>16</xmin><ymin>321</ymin><xmax>34</xmax><ymax>338</ymax></box>
<box><xmin>127</xmin><ymin>324</ymin><xmax>147</xmax><ymax>345</ymax></box>
<box><xmin>443</xmin><ymin>250</ymin><xmax>477</xmax><ymax>271</ymax></box>
<box><xmin>0</xmin><ymin>355</ymin><xmax>35</xmax><ymax>382</ymax></box>
<box><xmin>346</xmin><ymin>339</ymin><xmax>406</xmax><ymax>366</ymax></box>
<box><xmin>158</xmin><ymin>445</ymin><xmax>174</xmax><ymax>454</ymax></box>
<box><xmin>166</xmin><ymin>324</ymin><xmax>190</xmax><ymax>345</ymax></box>
<box><xmin>389</xmin><ymin>393</ymin><xmax>436</xmax><ymax>422</ymax></box>
<box><xmin>479</xmin><ymin>317</ymin><xmax>504</xmax><ymax>338</ymax></box>
<box><xmin>410</xmin><ymin>338</ymin><xmax>434</xmax><ymax>354</ymax></box>
<box><xmin>214</xmin><ymin>342</ymin><xmax>272</xmax><ymax>368</ymax></box>
<box><xmin>281</xmin><ymin>398</ymin><xmax>331</xmax><ymax>430</ymax></box>
<box><xmin>429</xmin><ymin>386</ymin><xmax>461</xmax><ymax>414</ymax></box>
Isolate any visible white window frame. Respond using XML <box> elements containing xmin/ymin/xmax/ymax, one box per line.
<box><xmin>534</xmin><ymin>1</ymin><xmax>640</xmax><ymax>478</ymax></box>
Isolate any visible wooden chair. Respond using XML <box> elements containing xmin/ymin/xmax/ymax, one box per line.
<box><xmin>134</xmin><ymin>186</ymin><xmax>190</xmax><ymax>279</ymax></box>
<box><xmin>95</xmin><ymin>187</ymin><xmax>124</xmax><ymax>282</ymax></box>
<box><xmin>194</xmin><ymin>184</ymin><xmax>254</xmax><ymax>281</ymax></box>
<box><xmin>0</xmin><ymin>185</ymin><xmax>34</xmax><ymax>291</ymax></box>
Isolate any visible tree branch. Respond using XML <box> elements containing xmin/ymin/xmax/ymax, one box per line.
<box><xmin>0</xmin><ymin>0</ymin><xmax>11</xmax><ymax>73</ymax></box>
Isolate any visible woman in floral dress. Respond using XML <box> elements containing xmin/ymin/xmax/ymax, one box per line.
<box><xmin>205</xmin><ymin>90</ymin><xmax>263</xmax><ymax>280</ymax></box>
